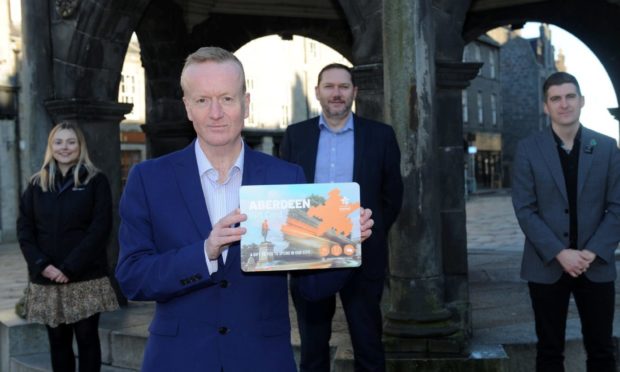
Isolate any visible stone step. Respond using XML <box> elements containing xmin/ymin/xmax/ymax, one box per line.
<box><xmin>10</xmin><ymin>353</ymin><xmax>135</xmax><ymax>372</ymax></box>
<box><xmin>98</xmin><ymin>302</ymin><xmax>151</xmax><ymax>371</ymax></box>
<box><xmin>0</xmin><ymin>304</ymin><xmax>151</xmax><ymax>372</ymax></box>
<box><xmin>333</xmin><ymin>342</ymin><xmax>508</xmax><ymax>372</ymax></box>
<box><xmin>4</xmin><ymin>302</ymin><xmax>511</xmax><ymax>372</ymax></box>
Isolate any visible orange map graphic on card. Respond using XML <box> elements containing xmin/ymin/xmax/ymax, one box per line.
<box><xmin>240</xmin><ymin>183</ymin><xmax>362</xmax><ymax>272</ymax></box>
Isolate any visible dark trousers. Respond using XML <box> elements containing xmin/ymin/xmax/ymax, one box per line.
<box><xmin>291</xmin><ymin>270</ymin><xmax>385</xmax><ymax>372</ymax></box>
<box><xmin>46</xmin><ymin>313</ymin><xmax>102</xmax><ymax>372</ymax></box>
<box><xmin>528</xmin><ymin>274</ymin><xmax>616</xmax><ymax>372</ymax></box>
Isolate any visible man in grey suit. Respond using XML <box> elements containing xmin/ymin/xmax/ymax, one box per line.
<box><xmin>512</xmin><ymin>71</ymin><xmax>620</xmax><ymax>372</ymax></box>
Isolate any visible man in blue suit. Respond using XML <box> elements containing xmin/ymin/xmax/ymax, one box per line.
<box><xmin>116</xmin><ymin>47</ymin><xmax>373</xmax><ymax>372</ymax></box>
<box><xmin>281</xmin><ymin>64</ymin><xmax>403</xmax><ymax>372</ymax></box>
<box><xmin>512</xmin><ymin>72</ymin><xmax>620</xmax><ymax>372</ymax></box>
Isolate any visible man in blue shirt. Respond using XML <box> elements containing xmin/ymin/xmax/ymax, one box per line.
<box><xmin>281</xmin><ymin>63</ymin><xmax>404</xmax><ymax>372</ymax></box>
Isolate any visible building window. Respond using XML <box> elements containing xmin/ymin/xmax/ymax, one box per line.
<box><xmin>489</xmin><ymin>51</ymin><xmax>496</xmax><ymax>79</ymax></box>
<box><xmin>119</xmin><ymin>74</ymin><xmax>135</xmax><ymax>114</ymax></box>
<box><xmin>248</xmin><ymin>102</ymin><xmax>256</xmax><ymax>127</ymax></box>
<box><xmin>281</xmin><ymin>105</ymin><xmax>289</xmax><ymax>128</ymax></box>
<box><xmin>121</xmin><ymin>150</ymin><xmax>143</xmax><ymax>187</ymax></box>
<box><xmin>462</xmin><ymin>91</ymin><xmax>468</xmax><ymax>123</ymax></box>
<box><xmin>491</xmin><ymin>94</ymin><xmax>497</xmax><ymax>126</ymax></box>
<box><xmin>477</xmin><ymin>92</ymin><xmax>483</xmax><ymax>124</ymax></box>
<box><xmin>473</xmin><ymin>44</ymin><xmax>481</xmax><ymax>60</ymax></box>
<box><xmin>474</xmin><ymin>45</ymin><xmax>482</xmax><ymax>75</ymax></box>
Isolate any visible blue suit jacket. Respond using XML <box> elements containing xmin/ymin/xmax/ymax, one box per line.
<box><xmin>512</xmin><ymin>126</ymin><xmax>620</xmax><ymax>283</ymax></box>
<box><xmin>280</xmin><ymin>114</ymin><xmax>403</xmax><ymax>278</ymax></box>
<box><xmin>116</xmin><ymin>142</ymin><xmax>351</xmax><ymax>371</ymax></box>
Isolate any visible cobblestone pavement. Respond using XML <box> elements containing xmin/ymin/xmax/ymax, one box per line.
<box><xmin>467</xmin><ymin>190</ymin><xmax>620</xmax><ymax>349</ymax></box>
<box><xmin>466</xmin><ymin>190</ymin><xmax>524</xmax><ymax>252</ymax></box>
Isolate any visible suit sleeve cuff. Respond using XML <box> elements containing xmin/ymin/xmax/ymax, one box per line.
<box><xmin>203</xmin><ymin>240</ymin><xmax>218</xmax><ymax>275</ymax></box>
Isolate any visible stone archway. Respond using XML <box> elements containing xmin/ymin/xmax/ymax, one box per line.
<box><xmin>17</xmin><ymin>0</ymin><xmax>620</xmax><ymax>366</ymax></box>
<box><xmin>135</xmin><ymin>6</ymin><xmax>355</xmax><ymax>157</ymax></box>
<box><xmin>463</xmin><ymin>0</ymin><xmax>620</xmax><ymax>104</ymax></box>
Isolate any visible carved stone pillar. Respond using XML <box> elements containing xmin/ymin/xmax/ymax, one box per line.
<box><xmin>45</xmin><ymin>99</ymin><xmax>132</xmax><ymax>304</ymax></box>
<box><xmin>608</xmin><ymin>108</ymin><xmax>620</xmax><ymax>141</ymax></box>
<box><xmin>338</xmin><ymin>0</ymin><xmax>385</xmax><ymax>122</ymax></box>
<box><xmin>19</xmin><ymin>0</ymin><xmax>53</xmax><ymax>183</ymax></box>
<box><xmin>352</xmin><ymin>63</ymin><xmax>384</xmax><ymax>121</ymax></box>
<box><xmin>435</xmin><ymin>60</ymin><xmax>482</xmax><ymax>343</ymax></box>
<box><xmin>141</xmin><ymin>121</ymin><xmax>195</xmax><ymax>158</ymax></box>
<box><xmin>382</xmin><ymin>0</ymin><xmax>459</xmax><ymax>355</ymax></box>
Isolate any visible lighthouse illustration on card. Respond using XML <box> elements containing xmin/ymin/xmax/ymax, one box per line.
<box><xmin>239</xmin><ymin>182</ymin><xmax>362</xmax><ymax>272</ymax></box>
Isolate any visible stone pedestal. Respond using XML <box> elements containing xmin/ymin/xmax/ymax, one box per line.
<box><xmin>0</xmin><ymin>309</ymin><xmax>48</xmax><ymax>372</ymax></box>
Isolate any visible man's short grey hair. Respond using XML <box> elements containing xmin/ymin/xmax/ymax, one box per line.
<box><xmin>180</xmin><ymin>46</ymin><xmax>246</xmax><ymax>94</ymax></box>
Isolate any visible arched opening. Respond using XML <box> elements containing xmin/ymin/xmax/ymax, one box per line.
<box><xmin>462</xmin><ymin>22</ymin><xmax>618</xmax><ymax>194</ymax></box>
<box><xmin>463</xmin><ymin>21</ymin><xmax>620</xmax><ymax>368</ymax></box>
<box><xmin>233</xmin><ymin>34</ymin><xmax>352</xmax><ymax>155</ymax></box>
<box><xmin>519</xmin><ymin>23</ymin><xmax>618</xmax><ymax>141</ymax></box>
<box><xmin>118</xmin><ymin>33</ymin><xmax>147</xmax><ymax>186</ymax></box>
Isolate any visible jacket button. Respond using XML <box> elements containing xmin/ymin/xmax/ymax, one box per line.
<box><xmin>218</xmin><ymin>327</ymin><xmax>229</xmax><ymax>335</ymax></box>
<box><xmin>563</xmin><ymin>232</ymin><xmax>568</xmax><ymax>237</ymax></box>
<box><xmin>564</xmin><ymin>209</ymin><xmax>569</xmax><ymax>214</ymax></box>
<box><xmin>220</xmin><ymin>280</ymin><xmax>229</xmax><ymax>288</ymax></box>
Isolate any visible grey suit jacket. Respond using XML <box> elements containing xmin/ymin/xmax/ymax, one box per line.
<box><xmin>512</xmin><ymin>125</ymin><xmax>620</xmax><ymax>283</ymax></box>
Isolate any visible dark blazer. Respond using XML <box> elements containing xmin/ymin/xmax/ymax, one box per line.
<box><xmin>17</xmin><ymin>169</ymin><xmax>112</xmax><ymax>284</ymax></box>
<box><xmin>116</xmin><ymin>143</ymin><xmax>351</xmax><ymax>372</ymax></box>
<box><xmin>280</xmin><ymin>114</ymin><xmax>403</xmax><ymax>278</ymax></box>
<box><xmin>512</xmin><ymin>126</ymin><xmax>620</xmax><ymax>283</ymax></box>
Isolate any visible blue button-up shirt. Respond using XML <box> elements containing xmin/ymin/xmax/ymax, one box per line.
<box><xmin>314</xmin><ymin>113</ymin><xmax>354</xmax><ymax>183</ymax></box>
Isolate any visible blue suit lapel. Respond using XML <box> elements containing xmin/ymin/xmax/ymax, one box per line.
<box><xmin>300</xmin><ymin>119</ymin><xmax>321</xmax><ymax>183</ymax></box>
<box><xmin>221</xmin><ymin>146</ymin><xmax>266</xmax><ymax>270</ymax></box>
<box><xmin>352</xmin><ymin>114</ymin><xmax>366</xmax><ymax>183</ymax></box>
<box><xmin>171</xmin><ymin>142</ymin><xmax>213</xmax><ymax>239</ymax></box>
<box><xmin>242</xmin><ymin>145</ymin><xmax>267</xmax><ymax>186</ymax></box>
<box><xmin>578</xmin><ymin>127</ymin><xmax>595</xmax><ymax>198</ymax></box>
<box><xmin>538</xmin><ymin>127</ymin><xmax>568</xmax><ymax>202</ymax></box>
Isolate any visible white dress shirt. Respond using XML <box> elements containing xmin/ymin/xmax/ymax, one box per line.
<box><xmin>195</xmin><ymin>141</ymin><xmax>244</xmax><ymax>274</ymax></box>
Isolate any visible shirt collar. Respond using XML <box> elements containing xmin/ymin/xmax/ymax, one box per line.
<box><xmin>318</xmin><ymin>112</ymin><xmax>354</xmax><ymax>134</ymax></box>
<box><xmin>552</xmin><ymin>125</ymin><xmax>582</xmax><ymax>148</ymax></box>
<box><xmin>195</xmin><ymin>140</ymin><xmax>245</xmax><ymax>178</ymax></box>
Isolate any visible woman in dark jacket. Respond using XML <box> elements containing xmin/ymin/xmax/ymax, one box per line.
<box><xmin>17</xmin><ymin>122</ymin><xmax>119</xmax><ymax>372</ymax></box>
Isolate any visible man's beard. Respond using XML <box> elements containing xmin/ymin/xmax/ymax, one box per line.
<box><xmin>324</xmin><ymin>100</ymin><xmax>352</xmax><ymax>119</ymax></box>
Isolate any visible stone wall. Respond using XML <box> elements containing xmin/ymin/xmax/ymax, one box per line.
<box><xmin>500</xmin><ymin>37</ymin><xmax>547</xmax><ymax>187</ymax></box>
<box><xmin>0</xmin><ymin>119</ymin><xmax>18</xmax><ymax>242</ymax></box>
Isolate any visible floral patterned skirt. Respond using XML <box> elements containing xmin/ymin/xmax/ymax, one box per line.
<box><xmin>25</xmin><ymin>277</ymin><xmax>119</xmax><ymax>327</ymax></box>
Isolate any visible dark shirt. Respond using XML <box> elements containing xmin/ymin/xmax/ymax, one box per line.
<box><xmin>552</xmin><ymin>126</ymin><xmax>581</xmax><ymax>249</ymax></box>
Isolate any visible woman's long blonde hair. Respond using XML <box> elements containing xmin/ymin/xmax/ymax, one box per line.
<box><xmin>31</xmin><ymin>122</ymin><xmax>99</xmax><ymax>192</ymax></box>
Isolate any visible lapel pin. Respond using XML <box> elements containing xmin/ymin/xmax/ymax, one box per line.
<box><xmin>584</xmin><ymin>138</ymin><xmax>597</xmax><ymax>154</ymax></box>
